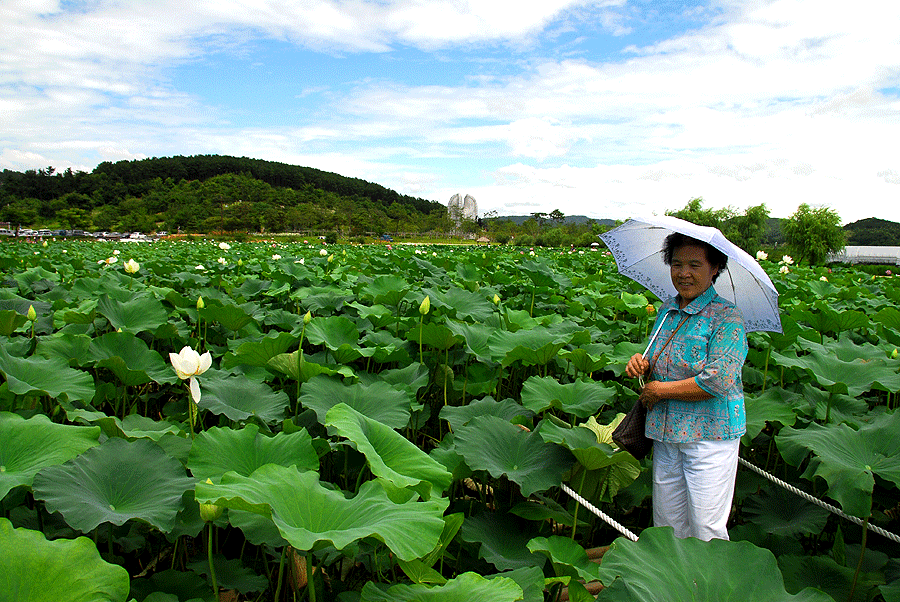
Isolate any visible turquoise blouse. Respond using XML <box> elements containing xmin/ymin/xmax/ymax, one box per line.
<box><xmin>644</xmin><ymin>286</ymin><xmax>748</xmax><ymax>442</ymax></box>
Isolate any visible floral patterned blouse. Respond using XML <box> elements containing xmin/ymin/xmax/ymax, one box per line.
<box><xmin>644</xmin><ymin>286</ymin><xmax>748</xmax><ymax>442</ymax></box>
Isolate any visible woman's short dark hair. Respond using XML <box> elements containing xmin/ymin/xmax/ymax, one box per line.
<box><xmin>662</xmin><ymin>232</ymin><xmax>728</xmax><ymax>283</ymax></box>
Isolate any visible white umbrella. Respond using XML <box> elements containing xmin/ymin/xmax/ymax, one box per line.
<box><xmin>599</xmin><ymin>215</ymin><xmax>781</xmax><ymax>333</ymax></box>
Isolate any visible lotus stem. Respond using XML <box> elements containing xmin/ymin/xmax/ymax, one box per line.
<box><xmin>208</xmin><ymin>523</ymin><xmax>220</xmax><ymax>602</ymax></box>
<box><xmin>274</xmin><ymin>546</ymin><xmax>286</xmax><ymax>602</ymax></box>
<box><xmin>307</xmin><ymin>551</ymin><xmax>317</xmax><ymax>602</ymax></box>
<box><xmin>847</xmin><ymin>517</ymin><xmax>869</xmax><ymax>602</ymax></box>
<box><xmin>571</xmin><ymin>469</ymin><xmax>587</xmax><ymax>540</ymax></box>
<box><xmin>761</xmin><ymin>347</ymin><xmax>771</xmax><ymax>394</ymax></box>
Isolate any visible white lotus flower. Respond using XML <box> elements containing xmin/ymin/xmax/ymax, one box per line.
<box><xmin>217</xmin><ymin>257</ymin><xmax>227</xmax><ymax>265</ymax></box>
<box><xmin>779</xmin><ymin>265</ymin><xmax>790</xmax><ymax>274</ymax></box>
<box><xmin>218</xmin><ymin>242</ymin><xmax>231</xmax><ymax>250</ymax></box>
<box><xmin>124</xmin><ymin>259</ymin><xmax>140</xmax><ymax>273</ymax></box>
<box><xmin>113</xmin><ymin>249</ymin><xmax>120</xmax><ymax>255</ymax></box>
<box><xmin>319</xmin><ymin>249</ymin><xmax>328</xmax><ymax>256</ymax></box>
<box><xmin>195</xmin><ymin>264</ymin><xmax>206</xmax><ymax>270</ymax></box>
<box><xmin>272</xmin><ymin>254</ymin><xmax>281</xmax><ymax>260</ymax></box>
<box><xmin>169</xmin><ymin>346</ymin><xmax>212</xmax><ymax>403</ymax></box>
<box><xmin>820</xmin><ymin>276</ymin><xmax>828</xmax><ymax>281</ymax></box>
<box><xmin>781</xmin><ymin>255</ymin><xmax>793</xmax><ymax>265</ymax></box>
<box><xmin>756</xmin><ymin>250</ymin><xmax>768</xmax><ymax>261</ymax></box>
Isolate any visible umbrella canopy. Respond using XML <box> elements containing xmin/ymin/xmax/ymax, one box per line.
<box><xmin>599</xmin><ymin>215</ymin><xmax>781</xmax><ymax>333</ymax></box>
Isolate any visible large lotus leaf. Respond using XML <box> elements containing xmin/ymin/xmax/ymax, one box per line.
<box><xmin>605</xmin><ymin>341</ymin><xmax>648</xmax><ymax>378</ymax></box>
<box><xmin>326</xmin><ymin>404</ymin><xmax>452</xmax><ymax>499</ymax></box>
<box><xmin>795</xmin><ymin>303</ymin><xmax>868</xmax><ymax>335</ymax></box>
<box><xmin>300</xmin><ymin>375</ymin><xmax>412</xmax><ymax>429</ymax></box>
<box><xmin>741</xmin><ymin>487</ymin><xmax>830</xmax><ymax>537</ymax></box>
<box><xmin>360</xmin><ymin>571</ymin><xmax>523</xmax><ymax>602</ymax></box>
<box><xmin>0</xmin><ymin>347</ymin><xmax>95</xmax><ymax>402</ymax></box>
<box><xmin>488</xmin><ymin>328</ymin><xmax>573</xmax><ymax>367</ymax></box>
<box><xmin>521</xmin><ymin>375</ymin><xmax>616</xmax><ymax>418</ymax></box>
<box><xmin>596</xmin><ymin>527</ymin><xmax>832</xmax><ymax>602</ymax></box>
<box><xmin>199</xmin><ymin>303</ymin><xmax>255</xmax><ymax>332</ymax></box>
<box><xmin>96</xmin><ymin>413</ymin><xmax>184</xmax><ymax>443</ymax></box>
<box><xmin>445</xmin><ymin>321</ymin><xmax>496</xmax><ymax>364</ymax></box>
<box><xmin>305</xmin><ymin>315</ymin><xmax>360</xmax><ymax>349</ymax></box>
<box><xmin>228</xmin><ymin>508</ymin><xmax>287</xmax><ymax>547</ymax></box>
<box><xmin>97</xmin><ymin>293</ymin><xmax>170</xmax><ymax>333</ymax></box>
<box><xmin>0</xmin><ymin>412</ymin><xmax>101</xmax><ymax>498</ymax></box>
<box><xmin>222</xmin><ymin>331</ymin><xmax>296</xmax><ymax>369</ymax></box>
<box><xmin>195</xmin><ymin>464</ymin><xmax>448</xmax><ymax>561</ymax></box>
<box><xmin>454</xmin><ymin>415</ymin><xmax>573</xmax><ymax>496</ymax></box>
<box><xmin>0</xmin><ymin>518</ymin><xmax>130</xmax><ymax>602</ymax></box>
<box><xmin>361</xmin><ymin>330</ymin><xmax>413</xmax><ymax>363</ymax></box>
<box><xmin>778</xmin><ymin>554</ymin><xmax>886</xmax><ymax>602</ymax></box>
<box><xmin>440</xmin><ymin>396</ymin><xmax>533</xmax><ymax>431</ymax></box>
<box><xmin>198</xmin><ymin>371</ymin><xmax>289</xmax><ymax>423</ymax></box>
<box><xmin>527</xmin><ymin>535</ymin><xmax>601</xmax><ymax>582</ymax></box>
<box><xmin>89</xmin><ymin>331</ymin><xmax>179</xmax><ymax>386</ymax></box>
<box><xmin>873</xmin><ymin>306</ymin><xmax>900</xmax><ymax>333</ymax></box>
<box><xmin>187</xmin><ymin>424</ymin><xmax>318</xmax><ymax>483</ymax></box>
<box><xmin>35</xmin><ymin>332</ymin><xmax>93</xmax><ymax>366</ymax></box>
<box><xmin>744</xmin><ymin>388</ymin><xmax>802</xmax><ymax>441</ymax></box>
<box><xmin>460</xmin><ymin>511</ymin><xmax>544</xmax><ymax>571</ymax></box>
<box><xmin>558</xmin><ymin>343</ymin><xmax>610</xmax><ymax>375</ymax></box>
<box><xmin>539</xmin><ymin>418</ymin><xmax>622</xmax><ymax>470</ymax></box>
<box><xmin>0</xmin><ymin>309</ymin><xmax>27</xmax><ymax>336</ymax></box>
<box><xmin>9</xmin><ymin>265</ymin><xmax>59</xmax><ymax>294</ymax></box>
<box><xmin>266</xmin><ymin>350</ymin><xmax>345</xmax><ymax>382</ymax></box>
<box><xmin>519</xmin><ymin>258</ymin><xmax>571</xmax><ymax>289</ymax></box>
<box><xmin>773</xmin><ymin>337</ymin><xmax>900</xmax><ymax>396</ymax></box>
<box><xmin>795</xmin><ymin>383</ymin><xmax>870</xmax><ymax>427</ymax></box>
<box><xmin>187</xmin><ymin>556</ymin><xmax>268</xmax><ymax>594</ymax></box>
<box><xmin>58</xmin><ymin>298</ymin><xmax>99</xmax><ymax>326</ymax></box>
<box><xmin>32</xmin><ymin>437</ymin><xmax>195</xmax><ymax>533</ymax></box>
<box><xmin>422</xmin><ymin>286</ymin><xmax>495</xmax><ymax>322</ymax></box>
<box><xmin>406</xmin><ymin>322</ymin><xmax>461</xmax><ymax>351</ymax></box>
<box><xmin>360</xmin><ymin>275</ymin><xmax>410</xmax><ymax>307</ymax></box>
<box><xmin>373</xmin><ymin>362</ymin><xmax>430</xmax><ymax>398</ymax></box>
<box><xmin>775</xmin><ymin>410</ymin><xmax>900</xmax><ymax>518</ymax></box>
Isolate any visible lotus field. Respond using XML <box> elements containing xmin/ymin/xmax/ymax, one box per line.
<box><xmin>2</xmin><ymin>239</ymin><xmax>900</xmax><ymax>602</ymax></box>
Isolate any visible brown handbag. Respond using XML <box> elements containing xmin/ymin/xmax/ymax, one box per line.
<box><xmin>612</xmin><ymin>316</ymin><xmax>688</xmax><ymax>460</ymax></box>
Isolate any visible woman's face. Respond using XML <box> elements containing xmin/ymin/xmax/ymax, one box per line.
<box><xmin>670</xmin><ymin>244</ymin><xmax>718</xmax><ymax>308</ymax></box>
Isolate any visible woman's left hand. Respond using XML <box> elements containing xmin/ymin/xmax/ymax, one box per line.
<box><xmin>639</xmin><ymin>381</ymin><xmax>663</xmax><ymax>410</ymax></box>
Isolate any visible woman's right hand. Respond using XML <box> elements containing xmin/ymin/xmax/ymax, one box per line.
<box><xmin>625</xmin><ymin>353</ymin><xmax>650</xmax><ymax>378</ymax></box>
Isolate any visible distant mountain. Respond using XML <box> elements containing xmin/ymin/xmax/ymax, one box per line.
<box><xmin>844</xmin><ymin>217</ymin><xmax>900</xmax><ymax>246</ymax></box>
<box><xmin>490</xmin><ymin>215</ymin><xmax>616</xmax><ymax>226</ymax></box>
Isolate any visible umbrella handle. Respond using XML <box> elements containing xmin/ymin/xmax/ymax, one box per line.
<box><xmin>638</xmin><ymin>310</ymin><xmax>676</xmax><ymax>388</ymax></box>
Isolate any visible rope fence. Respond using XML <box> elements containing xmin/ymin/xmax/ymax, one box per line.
<box><xmin>561</xmin><ymin>456</ymin><xmax>900</xmax><ymax>545</ymax></box>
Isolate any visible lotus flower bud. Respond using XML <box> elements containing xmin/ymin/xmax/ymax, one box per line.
<box><xmin>492</xmin><ymin>294</ymin><xmax>500</xmax><ymax>306</ymax></box>
<box><xmin>327</xmin><ymin>254</ymin><xmax>334</xmax><ymax>263</ymax></box>
<box><xmin>124</xmin><ymin>258</ymin><xmax>139</xmax><ymax>273</ymax></box>
<box><xmin>419</xmin><ymin>295</ymin><xmax>430</xmax><ymax>315</ymax></box>
<box><xmin>27</xmin><ymin>305</ymin><xmax>36</xmax><ymax>321</ymax></box>
<box><xmin>197</xmin><ymin>296</ymin><xmax>205</xmax><ymax>310</ymax></box>
<box><xmin>199</xmin><ymin>479</ymin><xmax>223</xmax><ymax>521</ymax></box>
<box><xmin>304</xmin><ymin>310</ymin><xmax>312</xmax><ymax>324</ymax></box>
<box><xmin>892</xmin><ymin>348</ymin><xmax>898</xmax><ymax>359</ymax></box>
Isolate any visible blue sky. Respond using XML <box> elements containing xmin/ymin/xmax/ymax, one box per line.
<box><xmin>2</xmin><ymin>0</ymin><xmax>899</xmax><ymax>223</ymax></box>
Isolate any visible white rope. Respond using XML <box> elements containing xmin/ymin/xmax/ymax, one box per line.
<box><xmin>737</xmin><ymin>457</ymin><xmax>900</xmax><ymax>544</ymax></box>
<box><xmin>561</xmin><ymin>483</ymin><xmax>639</xmax><ymax>542</ymax></box>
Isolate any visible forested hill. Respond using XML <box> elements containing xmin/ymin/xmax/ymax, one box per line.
<box><xmin>0</xmin><ymin>155</ymin><xmax>450</xmax><ymax>235</ymax></box>
<box><xmin>93</xmin><ymin>155</ymin><xmax>443</xmax><ymax>216</ymax></box>
<box><xmin>844</xmin><ymin>217</ymin><xmax>900</xmax><ymax>246</ymax></box>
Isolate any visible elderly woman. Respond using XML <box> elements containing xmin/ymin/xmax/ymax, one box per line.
<box><xmin>625</xmin><ymin>232</ymin><xmax>748</xmax><ymax>541</ymax></box>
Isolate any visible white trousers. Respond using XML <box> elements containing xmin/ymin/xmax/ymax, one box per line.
<box><xmin>652</xmin><ymin>438</ymin><xmax>740</xmax><ymax>541</ymax></box>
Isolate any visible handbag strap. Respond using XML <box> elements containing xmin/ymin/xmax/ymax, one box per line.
<box><xmin>639</xmin><ymin>314</ymin><xmax>688</xmax><ymax>387</ymax></box>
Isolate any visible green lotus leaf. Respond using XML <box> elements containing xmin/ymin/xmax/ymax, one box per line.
<box><xmin>299</xmin><ymin>286</ymin><xmax>354</xmax><ymax>314</ymax></box>
<box><xmin>521</xmin><ymin>375</ymin><xmax>616</xmax><ymax>418</ymax></box>
<box><xmin>454</xmin><ymin>416</ymin><xmax>573</xmax><ymax>496</ymax></box>
<box><xmin>0</xmin><ymin>412</ymin><xmax>101</xmax><ymax>498</ymax></box>
<box><xmin>10</xmin><ymin>265</ymin><xmax>59</xmax><ymax>295</ymax></box>
<box><xmin>187</xmin><ymin>556</ymin><xmax>268</xmax><ymax>594</ymax></box>
<box><xmin>198</xmin><ymin>372</ymin><xmax>289</xmax><ymax>424</ymax></box>
<box><xmin>195</xmin><ymin>464</ymin><xmax>448</xmax><ymax>561</ymax></box>
<box><xmin>873</xmin><ymin>306</ymin><xmax>900</xmax><ymax>332</ymax></box>
<box><xmin>795</xmin><ymin>383</ymin><xmax>870</xmax><ymax>427</ymax></box>
<box><xmin>187</xmin><ymin>424</ymin><xmax>318</xmax><ymax>483</ymax></box>
<box><xmin>199</xmin><ymin>302</ymin><xmax>255</xmax><ymax>332</ymax></box>
<box><xmin>778</xmin><ymin>554</ymin><xmax>886</xmax><ymax>602</ymax></box>
<box><xmin>266</xmin><ymin>350</ymin><xmax>344</xmax><ymax>382</ymax></box>
<box><xmin>488</xmin><ymin>328</ymin><xmax>573</xmax><ymax>367</ymax></box>
<box><xmin>360</xmin><ymin>571</ymin><xmax>523</xmax><ymax>602</ymax></box>
<box><xmin>539</xmin><ymin>418</ymin><xmax>620</xmax><ymax>470</ymax></box>
<box><xmin>89</xmin><ymin>331</ymin><xmax>179</xmax><ymax>386</ymax></box>
<box><xmin>361</xmin><ymin>330</ymin><xmax>413</xmax><ymax>363</ymax></box>
<box><xmin>775</xmin><ymin>410</ymin><xmax>900</xmax><ymax>518</ymax></box>
<box><xmin>35</xmin><ymin>333</ymin><xmax>93</xmax><ymax>366</ymax></box>
<box><xmin>406</xmin><ymin>322</ymin><xmax>461</xmax><ymax>351</ymax></box>
<box><xmin>360</xmin><ymin>275</ymin><xmax>410</xmax><ymax>307</ymax></box>
<box><xmin>795</xmin><ymin>302</ymin><xmax>868</xmax><ymax>336</ymax></box>
<box><xmin>743</xmin><ymin>388</ymin><xmax>802</xmax><ymax>441</ymax></box>
<box><xmin>445</xmin><ymin>321</ymin><xmax>496</xmax><ymax>364</ymax></box>
<box><xmin>59</xmin><ymin>298</ymin><xmax>99</xmax><ymax>326</ymax></box>
<box><xmin>96</xmin><ymin>292</ymin><xmax>170</xmax><ymax>333</ymax></box>
<box><xmin>100</xmin><ymin>413</ymin><xmax>184</xmax><ymax>441</ymax></box>
<box><xmin>527</xmin><ymin>535</ymin><xmax>601</xmax><ymax>582</ymax></box>
<box><xmin>32</xmin><ymin>437</ymin><xmax>195</xmax><ymax>533</ymax></box>
<box><xmin>519</xmin><ymin>258</ymin><xmax>571</xmax><ymax>289</ymax></box>
<box><xmin>0</xmin><ymin>518</ymin><xmax>130</xmax><ymax>602</ymax></box>
<box><xmin>0</xmin><ymin>347</ymin><xmax>95</xmax><ymax>402</ymax></box>
<box><xmin>605</xmin><ymin>341</ymin><xmax>648</xmax><ymax>378</ymax></box>
<box><xmin>741</xmin><ymin>487</ymin><xmax>830</xmax><ymax>537</ymax></box>
<box><xmin>305</xmin><ymin>315</ymin><xmax>360</xmax><ymax>348</ymax></box>
<box><xmin>423</xmin><ymin>286</ymin><xmax>495</xmax><ymax>322</ymax></box>
<box><xmin>616</xmin><ymin>291</ymin><xmax>650</xmax><ymax>317</ymax></box>
<box><xmin>326</xmin><ymin>403</ymin><xmax>452</xmax><ymax>499</ymax></box>
<box><xmin>440</xmin><ymin>396</ymin><xmax>533</xmax><ymax>432</ymax></box>
<box><xmin>373</xmin><ymin>361</ymin><xmax>430</xmax><ymax>398</ymax></box>
<box><xmin>222</xmin><ymin>331</ymin><xmax>297</xmax><ymax>369</ymax></box>
<box><xmin>596</xmin><ymin>527</ymin><xmax>832</xmax><ymax>601</ymax></box>
<box><xmin>300</xmin><ymin>375</ymin><xmax>412</xmax><ymax>429</ymax></box>
<box><xmin>129</xmin><ymin>569</ymin><xmax>212</xmax><ymax>602</ymax></box>
<box><xmin>773</xmin><ymin>337</ymin><xmax>900</xmax><ymax>396</ymax></box>
<box><xmin>558</xmin><ymin>344</ymin><xmax>610</xmax><ymax>374</ymax></box>
<box><xmin>0</xmin><ymin>309</ymin><xmax>27</xmax><ymax>336</ymax></box>
<box><xmin>460</xmin><ymin>511</ymin><xmax>544</xmax><ymax>571</ymax></box>
<box><xmin>227</xmin><ymin>508</ymin><xmax>287</xmax><ymax>547</ymax></box>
